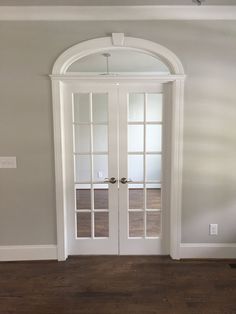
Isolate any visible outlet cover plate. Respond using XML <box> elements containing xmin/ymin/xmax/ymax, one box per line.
<box><xmin>0</xmin><ymin>156</ymin><xmax>17</xmax><ymax>168</ymax></box>
<box><xmin>209</xmin><ymin>223</ymin><xmax>218</xmax><ymax>235</ymax></box>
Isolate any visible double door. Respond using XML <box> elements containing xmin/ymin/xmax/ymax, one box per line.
<box><xmin>64</xmin><ymin>80</ymin><xmax>169</xmax><ymax>255</ymax></box>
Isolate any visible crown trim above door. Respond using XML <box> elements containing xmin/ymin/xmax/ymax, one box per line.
<box><xmin>51</xmin><ymin>34</ymin><xmax>185</xmax><ymax>75</ymax></box>
<box><xmin>51</xmin><ymin>34</ymin><xmax>185</xmax><ymax>261</ymax></box>
<box><xmin>1</xmin><ymin>6</ymin><xmax>236</xmax><ymax>21</ymax></box>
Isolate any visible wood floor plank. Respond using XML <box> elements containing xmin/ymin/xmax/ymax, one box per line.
<box><xmin>0</xmin><ymin>256</ymin><xmax>236</xmax><ymax>314</ymax></box>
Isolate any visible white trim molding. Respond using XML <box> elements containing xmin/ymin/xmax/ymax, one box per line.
<box><xmin>180</xmin><ymin>243</ymin><xmax>236</xmax><ymax>259</ymax></box>
<box><xmin>0</xmin><ymin>6</ymin><xmax>236</xmax><ymax>21</ymax></box>
<box><xmin>52</xmin><ymin>35</ymin><xmax>185</xmax><ymax>75</ymax></box>
<box><xmin>0</xmin><ymin>245</ymin><xmax>57</xmax><ymax>262</ymax></box>
<box><xmin>51</xmin><ymin>34</ymin><xmax>185</xmax><ymax>260</ymax></box>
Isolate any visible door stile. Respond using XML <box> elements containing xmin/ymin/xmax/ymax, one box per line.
<box><xmin>107</xmin><ymin>85</ymin><xmax>119</xmax><ymax>253</ymax></box>
<box><xmin>118</xmin><ymin>88</ymin><xmax>129</xmax><ymax>253</ymax></box>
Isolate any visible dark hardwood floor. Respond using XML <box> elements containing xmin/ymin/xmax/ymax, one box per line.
<box><xmin>0</xmin><ymin>256</ymin><xmax>236</xmax><ymax>314</ymax></box>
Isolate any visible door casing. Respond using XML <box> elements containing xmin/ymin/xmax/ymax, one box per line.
<box><xmin>51</xmin><ymin>35</ymin><xmax>185</xmax><ymax>260</ymax></box>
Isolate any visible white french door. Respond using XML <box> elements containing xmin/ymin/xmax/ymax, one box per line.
<box><xmin>63</xmin><ymin>80</ymin><xmax>169</xmax><ymax>255</ymax></box>
<box><xmin>64</xmin><ymin>83</ymin><xmax>119</xmax><ymax>255</ymax></box>
<box><xmin>119</xmin><ymin>83</ymin><xmax>168</xmax><ymax>255</ymax></box>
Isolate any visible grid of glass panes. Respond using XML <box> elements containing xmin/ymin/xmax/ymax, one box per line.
<box><xmin>128</xmin><ymin>93</ymin><xmax>162</xmax><ymax>238</ymax></box>
<box><xmin>73</xmin><ymin>93</ymin><xmax>109</xmax><ymax>238</ymax></box>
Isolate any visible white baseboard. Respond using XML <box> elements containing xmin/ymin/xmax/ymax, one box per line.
<box><xmin>1</xmin><ymin>243</ymin><xmax>235</xmax><ymax>261</ymax></box>
<box><xmin>180</xmin><ymin>243</ymin><xmax>236</xmax><ymax>259</ymax></box>
<box><xmin>0</xmin><ymin>245</ymin><xmax>57</xmax><ymax>261</ymax></box>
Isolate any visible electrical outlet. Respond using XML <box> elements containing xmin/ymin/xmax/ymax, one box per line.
<box><xmin>209</xmin><ymin>224</ymin><xmax>218</xmax><ymax>235</ymax></box>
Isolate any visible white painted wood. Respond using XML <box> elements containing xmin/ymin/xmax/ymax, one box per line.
<box><xmin>143</xmin><ymin>94</ymin><xmax>147</xmax><ymax>240</ymax></box>
<box><xmin>64</xmin><ymin>82</ymin><xmax>119</xmax><ymax>255</ymax></box>
<box><xmin>119</xmin><ymin>83</ymin><xmax>169</xmax><ymax>255</ymax></box>
<box><xmin>51</xmin><ymin>80</ymin><xmax>68</xmax><ymax>261</ymax></box>
<box><xmin>89</xmin><ymin>92</ymin><xmax>95</xmax><ymax>238</ymax></box>
<box><xmin>161</xmin><ymin>83</ymin><xmax>172</xmax><ymax>257</ymax></box>
<box><xmin>180</xmin><ymin>243</ymin><xmax>236</xmax><ymax>259</ymax></box>
<box><xmin>0</xmin><ymin>245</ymin><xmax>57</xmax><ymax>261</ymax></box>
<box><xmin>169</xmin><ymin>79</ymin><xmax>184</xmax><ymax>260</ymax></box>
<box><xmin>51</xmin><ymin>35</ymin><xmax>185</xmax><ymax>259</ymax></box>
<box><xmin>51</xmin><ymin>75</ymin><xmax>185</xmax><ymax>81</ymax></box>
<box><xmin>112</xmin><ymin>33</ymin><xmax>125</xmax><ymax>46</ymax></box>
<box><xmin>52</xmin><ymin>36</ymin><xmax>184</xmax><ymax>75</ymax></box>
<box><xmin>1</xmin><ymin>6</ymin><xmax>236</xmax><ymax>21</ymax></box>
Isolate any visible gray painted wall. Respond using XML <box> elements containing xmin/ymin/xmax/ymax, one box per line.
<box><xmin>0</xmin><ymin>21</ymin><xmax>236</xmax><ymax>245</ymax></box>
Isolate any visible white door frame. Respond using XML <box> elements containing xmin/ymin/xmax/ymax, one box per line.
<box><xmin>50</xmin><ymin>33</ymin><xmax>185</xmax><ymax>261</ymax></box>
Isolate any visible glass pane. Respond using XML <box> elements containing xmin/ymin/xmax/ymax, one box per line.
<box><xmin>77</xmin><ymin>212</ymin><xmax>91</xmax><ymax>238</ymax></box>
<box><xmin>92</xmin><ymin>93</ymin><xmax>108</xmax><ymax>123</ymax></box>
<box><xmin>128</xmin><ymin>93</ymin><xmax>144</xmax><ymax>122</ymax></box>
<box><xmin>147</xmin><ymin>186</ymin><xmax>161</xmax><ymax>209</ymax></box>
<box><xmin>94</xmin><ymin>185</ymin><xmax>108</xmax><ymax>209</ymax></box>
<box><xmin>146</xmin><ymin>155</ymin><xmax>161</xmax><ymax>181</ymax></box>
<box><xmin>146</xmin><ymin>94</ymin><xmax>163</xmax><ymax>122</ymax></box>
<box><xmin>94</xmin><ymin>212</ymin><xmax>109</xmax><ymax>237</ymax></box>
<box><xmin>75</xmin><ymin>155</ymin><xmax>91</xmax><ymax>182</ymax></box>
<box><xmin>73</xmin><ymin>93</ymin><xmax>90</xmax><ymax>123</ymax></box>
<box><xmin>93</xmin><ymin>155</ymin><xmax>108</xmax><ymax>181</ymax></box>
<box><xmin>76</xmin><ymin>188</ymin><xmax>91</xmax><ymax>210</ymax></box>
<box><xmin>129</xmin><ymin>212</ymin><xmax>144</xmax><ymax>237</ymax></box>
<box><xmin>128</xmin><ymin>125</ymin><xmax>144</xmax><ymax>152</ymax></box>
<box><xmin>68</xmin><ymin>50</ymin><xmax>170</xmax><ymax>74</ymax></box>
<box><xmin>128</xmin><ymin>155</ymin><xmax>144</xmax><ymax>181</ymax></box>
<box><xmin>146</xmin><ymin>211</ymin><xmax>161</xmax><ymax>237</ymax></box>
<box><xmin>146</xmin><ymin>125</ymin><xmax>162</xmax><ymax>152</ymax></box>
<box><xmin>129</xmin><ymin>188</ymin><xmax>144</xmax><ymax>209</ymax></box>
<box><xmin>93</xmin><ymin>125</ymin><xmax>108</xmax><ymax>152</ymax></box>
<box><xmin>74</xmin><ymin>125</ymin><xmax>90</xmax><ymax>153</ymax></box>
